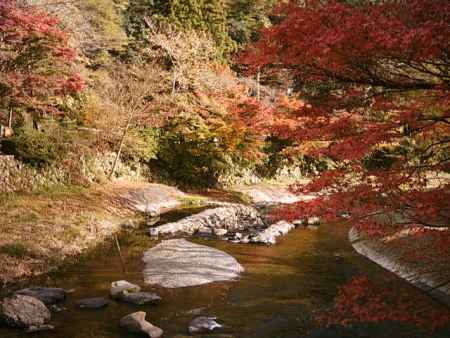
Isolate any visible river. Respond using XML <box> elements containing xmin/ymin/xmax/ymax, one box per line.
<box><xmin>1</xmin><ymin>207</ymin><xmax>448</xmax><ymax>337</ymax></box>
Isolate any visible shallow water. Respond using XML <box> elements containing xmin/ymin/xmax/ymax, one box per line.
<box><xmin>0</xmin><ymin>208</ymin><xmax>448</xmax><ymax>338</ymax></box>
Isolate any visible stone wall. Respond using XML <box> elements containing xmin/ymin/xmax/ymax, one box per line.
<box><xmin>81</xmin><ymin>152</ymin><xmax>151</xmax><ymax>184</ymax></box>
<box><xmin>0</xmin><ymin>153</ymin><xmax>150</xmax><ymax>193</ymax></box>
<box><xmin>0</xmin><ymin>155</ymin><xmax>67</xmax><ymax>193</ymax></box>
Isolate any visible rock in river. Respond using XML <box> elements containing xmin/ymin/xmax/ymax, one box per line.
<box><xmin>143</xmin><ymin>239</ymin><xmax>244</xmax><ymax>288</ymax></box>
<box><xmin>188</xmin><ymin>316</ymin><xmax>222</xmax><ymax>334</ymax></box>
<box><xmin>120</xmin><ymin>311</ymin><xmax>163</xmax><ymax>338</ymax></box>
<box><xmin>15</xmin><ymin>287</ymin><xmax>66</xmax><ymax>305</ymax></box>
<box><xmin>148</xmin><ymin>204</ymin><xmax>263</xmax><ymax>237</ymax></box>
<box><xmin>76</xmin><ymin>297</ymin><xmax>109</xmax><ymax>309</ymax></box>
<box><xmin>0</xmin><ymin>295</ymin><xmax>51</xmax><ymax>328</ymax></box>
<box><xmin>249</xmin><ymin>221</ymin><xmax>295</xmax><ymax>245</ymax></box>
<box><xmin>110</xmin><ymin>280</ymin><xmax>141</xmax><ymax>299</ymax></box>
<box><xmin>118</xmin><ymin>292</ymin><xmax>161</xmax><ymax>305</ymax></box>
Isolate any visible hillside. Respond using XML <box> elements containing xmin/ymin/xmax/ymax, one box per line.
<box><xmin>1</xmin><ymin>0</ymin><xmax>310</xmax><ymax>192</ymax></box>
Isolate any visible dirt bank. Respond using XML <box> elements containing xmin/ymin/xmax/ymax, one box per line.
<box><xmin>0</xmin><ymin>182</ymin><xmax>186</xmax><ymax>285</ymax></box>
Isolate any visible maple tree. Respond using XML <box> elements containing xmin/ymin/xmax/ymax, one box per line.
<box><xmin>240</xmin><ymin>0</ymin><xmax>450</xmax><ymax>329</ymax></box>
<box><xmin>240</xmin><ymin>0</ymin><xmax>449</xmax><ymax>235</ymax></box>
<box><xmin>0</xmin><ymin>0</ymin><xmax>84</xmax><ymax>125</ymax></box>
<box><xmin>315</xmin><ymin>275</ymin><xmax>450</xmax><ymax>330</ymax></box>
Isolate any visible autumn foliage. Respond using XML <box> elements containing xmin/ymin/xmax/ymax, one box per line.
<box><xmin>315</xmin><ymin>276</ymin><xmax>450</xmax><ymax>330</ymax></box>
<box><xmin>0</xmin><ymin>0</ymin><xmax>84</xmax><ymax>121</ymax></box>
<box><xmin>240</xmin><ymin>0</ymin><xmax>450</xmax><ymax>330</ymax></box>
<box><xmin>241</xmin><ymin>0</ymin><xmax>449</xmax><ymax>236</ymax></box>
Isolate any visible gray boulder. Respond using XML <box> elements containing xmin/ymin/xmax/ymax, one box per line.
<box><xmin>26</xmin><ymin>324</ymin><xmax>55</xmax><ymax>333</ymax></box>
<box><xmin>110</xmin><ymin>280</ymin><xmax>141</xmax><ymax>299</ymax></box>
<box><xmin>188</xmin><ymin>316</ymin><xmax>222</xmax><ymax>334</ymax></box>
<box><xmin>120</xmin><ymin>311</ymin><xmax>163</xmax><ymax>338</ymax></box>
<box><xmin>117</xmin><ymin>292</ymin><xmax>161</xmax><ymax>305</ymax></box>
<box><xmin>0</xmin><ymin>295</ymin><xmax>51</xmax><ymax>328</ymax></box>
<box><xmin>143</xmin><ymin>239</ymin><xmax>244</xmax><ymax>288</ymax></box>
<box><xmin>15</xmin><ymin>287</ymin><xmax>66</xmax><ymax>305</ymax></box>
<box><xmin>249</xmin><ymin>221</ymin><xmax>295</xmax><ymax>245</ymax></box>
<box><xmin>148</xmin><ymin>204</ymin><xmax>263</xmax><ymax>237</ymax></box>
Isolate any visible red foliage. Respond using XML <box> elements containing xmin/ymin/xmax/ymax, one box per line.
<box><xmin>315</xmin><ymin>275</ymin><xmax>450</xmax><ymax>330</ymax></box>
<box><xmin>240</xmin><ymin>0</ymin><xmax>449</xmax><ymax>240</ymax></box>
<box><xmin>0</xmin><ymin>0</ymin><xmax>84</xmax><ymax>119</ymax></box>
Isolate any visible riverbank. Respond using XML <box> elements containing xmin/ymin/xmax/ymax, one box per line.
<box><xmin>350</xmin><ymin>227</ymin><xmax>450</xmax><ymax>308</ymax></box>
<box><xmin>0</xmin><ymin>180</ymin><xmax>300</xmax><ymax>286</ymax></box>
<box><xmin>0</xmin><ymin>182</ymin><xmax>188</xmax><ymax>285</ymax></box>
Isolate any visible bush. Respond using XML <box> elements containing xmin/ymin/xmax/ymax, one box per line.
<box><xmin>1</xmin><ymin>127</ymin><xmax>70</xmax><ymax>168</ymax></box>
<box><xmin>156</xmin><ymin>114</ymin><xmax>232</xmax><ymax>187</ymax></box>
<box><xmin>256</xmin><ymin>136</ymin><xmax>293</xmax><ymax>178</ymax></box>
<box><xmin>121</xmin><ymin>127</ymin><xmax>160</xmax><ymax>163</ymax></box>
<box><xmin>0</xmin><ymin>242</ymin><xmax>37</xmax><ymax>258</ymax></box>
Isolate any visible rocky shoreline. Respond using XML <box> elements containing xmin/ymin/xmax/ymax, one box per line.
<box><xmin>1</xmin><ymin>181</ymin><xmax>313</xmax><ymax>336</ymax></box>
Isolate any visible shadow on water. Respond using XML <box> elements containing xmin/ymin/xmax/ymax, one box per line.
<box><xmin>0</xmin><ymin>207</ymin><xmax>449</xmax><ymax>338</ymax></box>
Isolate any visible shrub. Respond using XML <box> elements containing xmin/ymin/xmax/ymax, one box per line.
<box><xmin>0</xmin><ymin>243</ymin><xmax>36</xmax><ymax>258</ymax></box>
<box><xmin>121</xmin><ymin>127</ymin><xmax>160</xmax><ymax>163</ymax></box>
<box><xmin>157</xmin><ymin>113</ymin><xmax>232</xmax><ymax>186</ymax></box>
<box><xmin>1</xmin><ymin>127</ymin><xmax>70</xmax><ymax>168</ymax></box>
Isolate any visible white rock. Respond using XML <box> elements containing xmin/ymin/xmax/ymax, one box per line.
<box><xmin>120</xmin><ymin>311</ymin><xmax>163</xmax><ymax>338</ymax></box>
<box><xmin>307</xmin><ymin>216</ymin><xmax>320</xmax><ymax>225</ymax></box>
<box><xmin>292</xmin><ymin>219</ymin><xmax>305</xmax><ymax>226</ymax></box>
<box><xmin>188</xmin><ymin>316</ymin><xmax>222</xmax><ymax>334</ymax></box>
<box><xmin>148</xmin><ymin>205</ymin><xmax>263</xmax><ymax>237</ymax></box>
<box><xmin>250</xmin><ymin>221</ymin><xmax>295</xmax><ymax>245</ymax></box>
<box><xmin>110</xmin><ymin>280</ymin><xmax>141</xmax><ymax>299</ymax></box>
<box><xmin>213</xmin><ymin>228</ymin><xmax>228</xmax><ymax>236</ymax></box>
<box><xmin>143</xmin><ymin>239</ymin><xmax>244</xmax><ymax>288</ymax></box>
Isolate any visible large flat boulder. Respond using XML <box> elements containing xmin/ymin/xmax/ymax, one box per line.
<box><xmin>120</xmin><ymin>184</ymin><xmax>186</xmax><ymax>216</ymax></box>
<box><xmin>143</xmin><ymin>239</ymin><xmax>244</xmax><ymax>288</ymax></box>
<box><xmin>234</xmin><ymin>183</ymin><xmax>315</xmax><ymax>205</ymax></box>
<box><xmin>148</xmin><ymin>205</ymin><xmax>263</xmax><ymax>237</ymax></box>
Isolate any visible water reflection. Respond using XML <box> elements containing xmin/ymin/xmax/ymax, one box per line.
<box><xmin>0</xmin><ymin>209</ymin><xmax>447</xmax><ymax>338</ymax></box>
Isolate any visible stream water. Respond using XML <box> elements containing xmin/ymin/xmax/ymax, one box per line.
<box><xmin>1</xmin><ymin>207</ymin><xmax>449</xmax><ymax>338</ymax></box>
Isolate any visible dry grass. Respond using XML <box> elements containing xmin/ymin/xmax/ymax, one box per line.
<box><xmin>0</xmin><ymin>182</ymin><xmax>149</xmax><ymax>286</ymax></box>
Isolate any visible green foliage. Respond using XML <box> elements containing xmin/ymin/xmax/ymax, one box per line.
<box><xmin>157</xmin><ymin>113</ymin><xmax>233</xmax><ymax>186</ymax></box>
<box><xmin>75</xmin><ymin>0</ymin><xmax>129</xmax><ymax>64</ymax></box>
<box><xmin>121</xmin><ymin>127</ymin><xmax>160</xmax><ymax>163</ymax></box>
<box><xmin>257</xmin><ymin>136</ymin><xmax>293</xmax><ymax>177</ymax></box>
<box><xmin>1</xmin><ymin>127</ymin><xmax>70</xmax><ymax>168</ymax></box>
<box><xmin>0</xmin><ymin>243</ymin><xmax>36</xmax><ymax>258</ymax></box>
<box><xmin>126</xmin><ymin>0</ymin><xmax>237</xmax><ymax>60</ymax></box>
<box><xmin>177</xmin><ymin>195</ymin><xmax>209</xmax><ymax>207</ymax></box>
<box><xmin>227</xmin><ymin>0</ymin><xmax>278</xmax><ymax>47</ymax></box>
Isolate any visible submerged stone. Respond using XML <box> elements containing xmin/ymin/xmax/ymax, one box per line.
<box><xmin>76</xmin><ymin>297</ymin><xmax>109</xmax><ymax>309</ymax></box>
<box><xmin>15</xmin><ymin>287</ymin><xmax>66</xmax><ymax>305</ymax></box>
<box><xmin>117</xmin><ymin>292</ymin><xmax>161</xmax><ymax>305</ymax></box>
<box><xmin>188</xmin><ymin>316</ymin><xmax>222</xmax><ymax>334</ymax></box>
<box><xmin>143</xmin><ymin>239</ymin><xmax>244</xmax><ymax>288</ymax></box>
